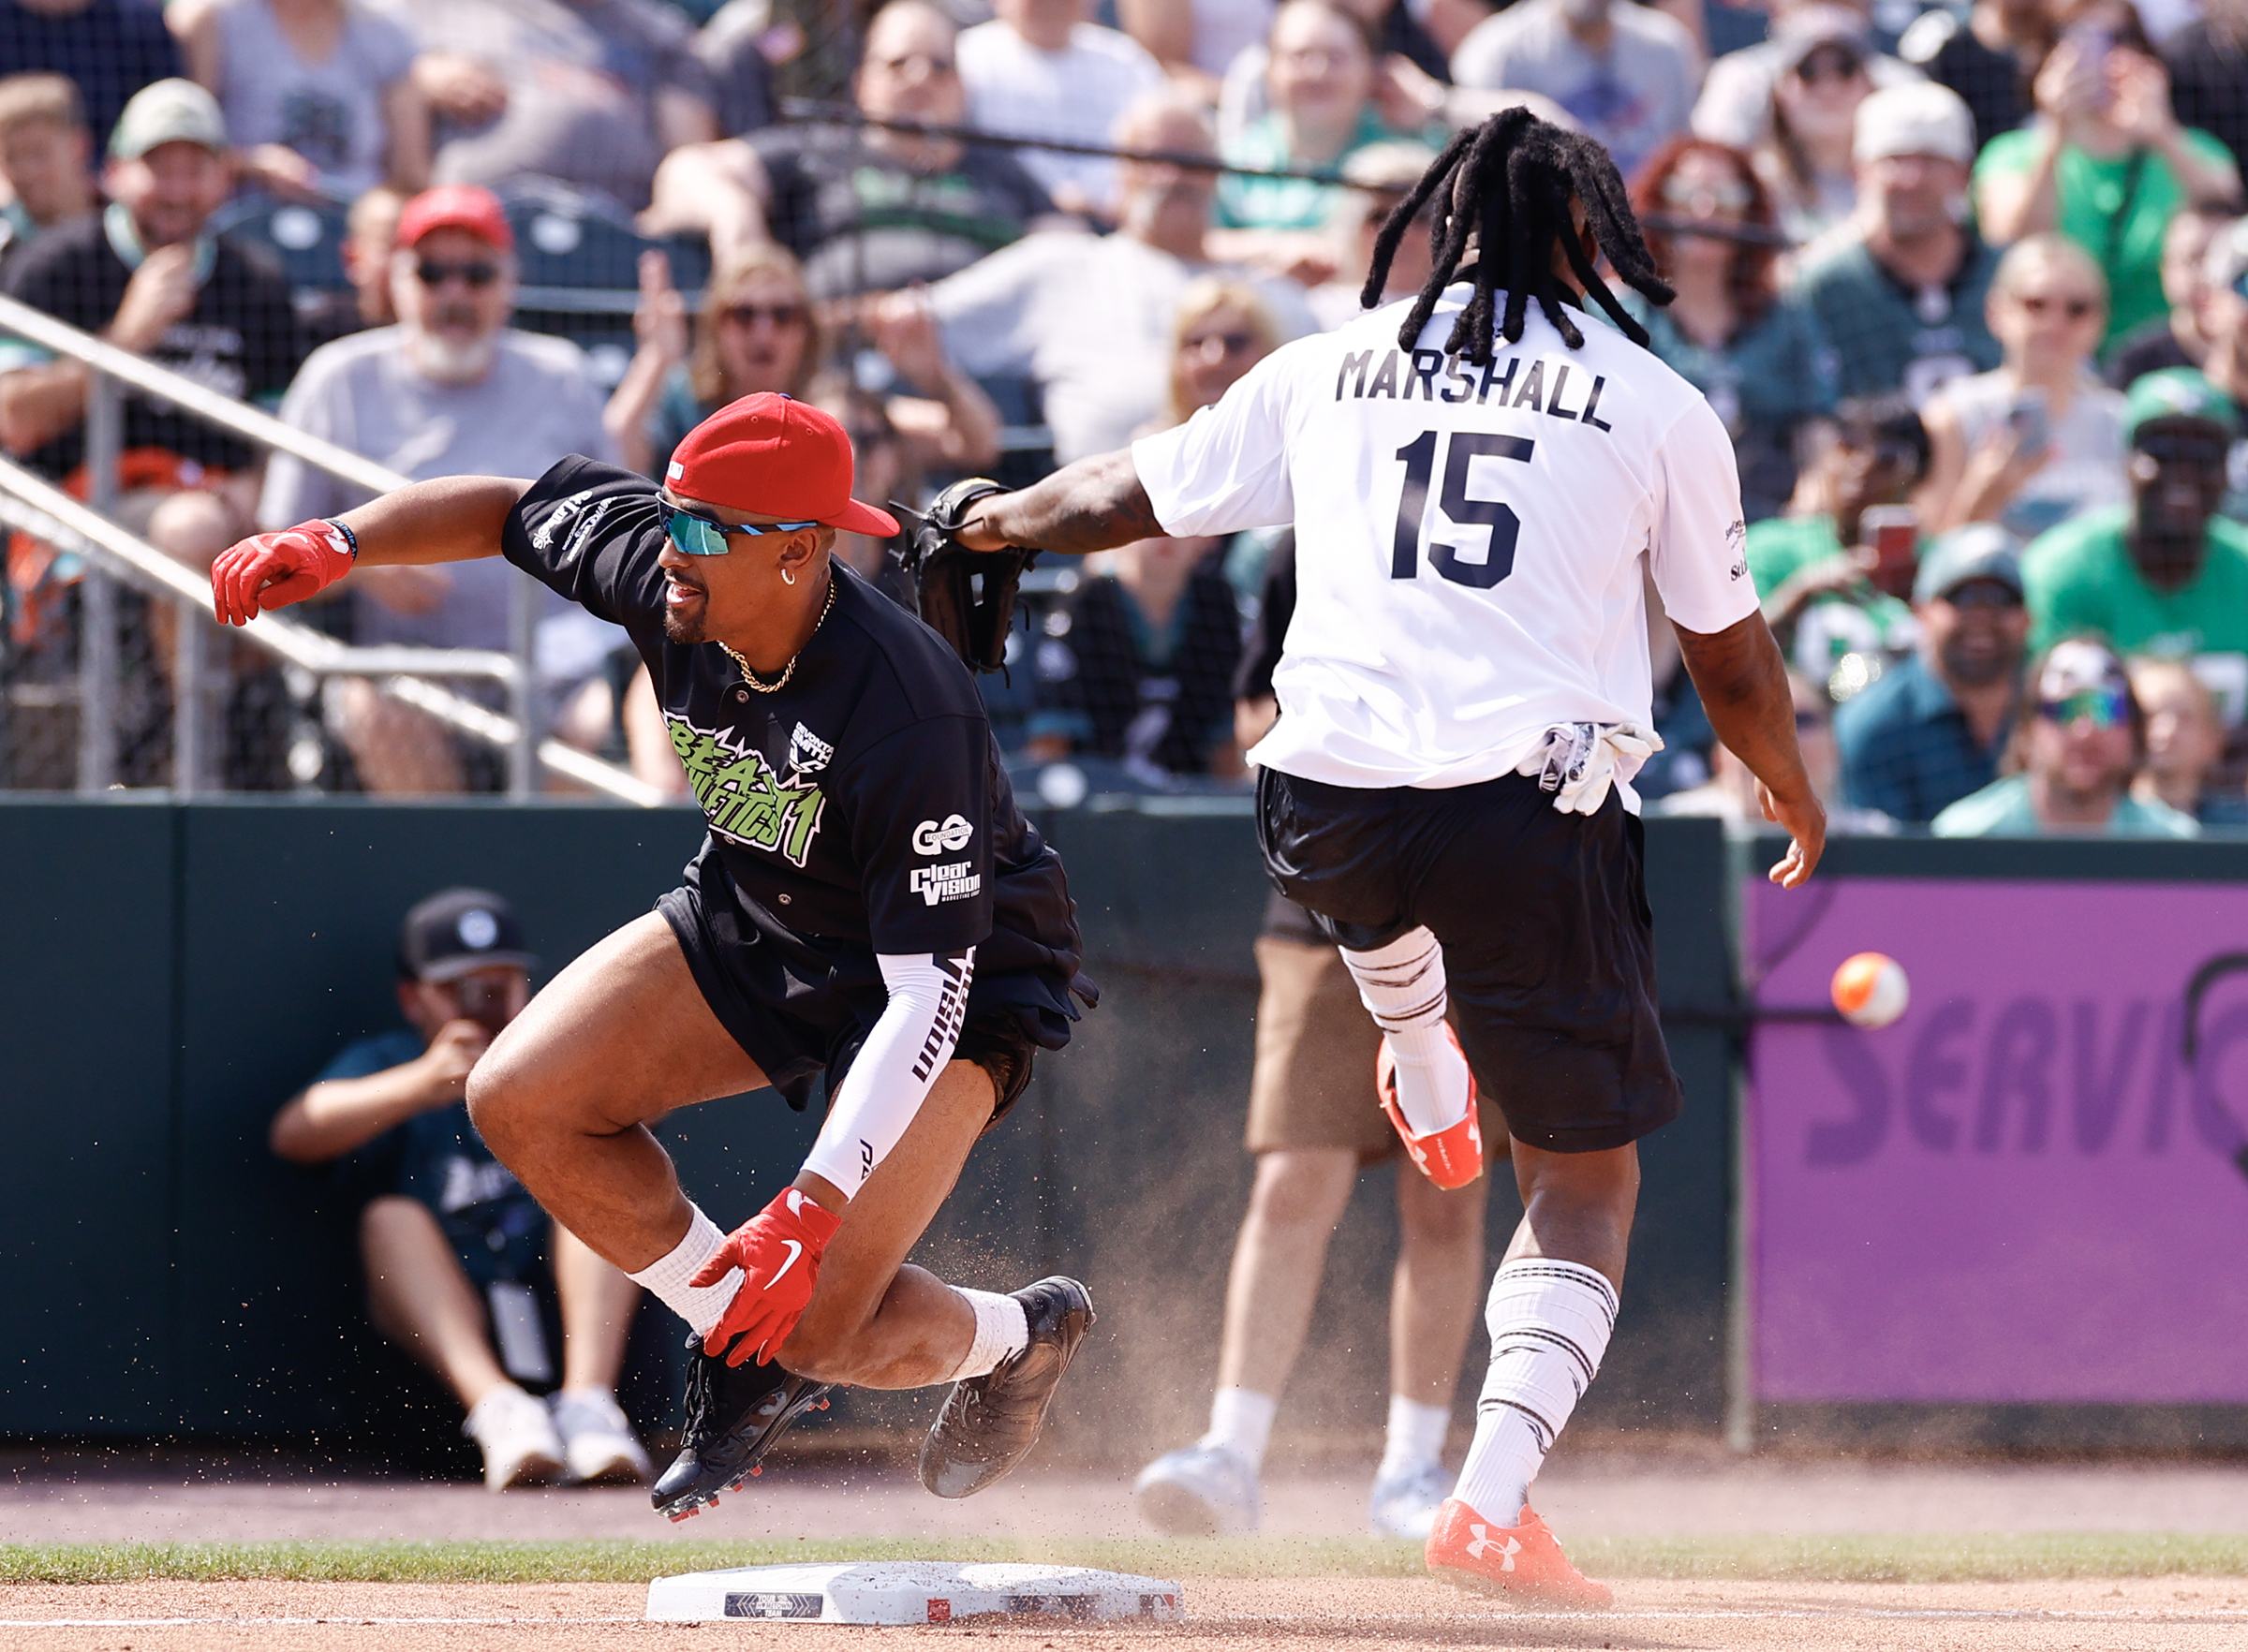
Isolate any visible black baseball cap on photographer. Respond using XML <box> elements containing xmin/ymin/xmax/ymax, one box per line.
<box><xmin>398</xmin><ymin>888</ymin><xmax>535</xmax><ymax>983</ymax></box>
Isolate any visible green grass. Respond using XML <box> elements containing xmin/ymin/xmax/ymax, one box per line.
<box><xmin>6</xmin><ymin>1534</ymin><xmax>2248</xmax><ymax>1586</ymax></box>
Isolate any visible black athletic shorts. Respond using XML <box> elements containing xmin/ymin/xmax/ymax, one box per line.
<box><xmin>1255</xmin><ymin>765</ymin><xmax>1682</xmax><ymax>1153</ymax></box>
<box><xmin>658</xmin><ymin>881</ymin><xmax>1040</xmax><ymax>1129</ymax></box>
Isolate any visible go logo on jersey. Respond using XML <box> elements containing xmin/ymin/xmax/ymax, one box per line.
<box><xmin>912</xmin><ymin>814</ymin><xmax>974</xmax><ymax>856</ymax></box>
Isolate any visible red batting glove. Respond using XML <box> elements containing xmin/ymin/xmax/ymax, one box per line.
<box><xmin>210</xmin><ymin>520</ymin><xmax>356</xmax><ymax>627</ymax></box>
<box><xmin>691</xmin><ymin>1187</ymin><xmax>843</xmax><ymax>1367</ymax></box>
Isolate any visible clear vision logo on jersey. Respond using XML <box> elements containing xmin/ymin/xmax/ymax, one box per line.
<box><xmin>666</xmin><ymin>715</ymin><xmax>827</xmax><ymax>866</ymax></box>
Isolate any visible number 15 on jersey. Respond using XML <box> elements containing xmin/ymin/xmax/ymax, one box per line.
<box><xmin>1391</xmin><ymin>430</ymin><xmax>1535</xmax><ymax>590</ymax></box>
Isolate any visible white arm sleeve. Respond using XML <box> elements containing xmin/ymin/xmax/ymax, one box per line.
<box><xmin>798</xmin><ymin>949</ymin><xmax>976</xmax><ymax>1195</ymax></box>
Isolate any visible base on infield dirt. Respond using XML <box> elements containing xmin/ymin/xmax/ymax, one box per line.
<box><xmin>644</xmin><ymin>1560</ymin><xmax>1185</xmax><ymax>1624</ymax></box>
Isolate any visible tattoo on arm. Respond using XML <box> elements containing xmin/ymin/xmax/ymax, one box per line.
<box><xmin>978</xmin><ymin>450</ymin><xmax>1165</xmax><ymax>553</ymax></box>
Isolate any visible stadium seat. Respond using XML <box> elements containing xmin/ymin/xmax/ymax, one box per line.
<box><xmin>495</xmin><ymin>180</ymin><xmax>709</xmax><ymax>390</ymax></box>
<box><xmin>210</xmin><ymin>192</ymin><xmax>351</xmax><ymax>292</ymax></box>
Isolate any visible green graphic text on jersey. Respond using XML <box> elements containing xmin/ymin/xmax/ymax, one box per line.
<box><xmin>668</xmin><ymin>715</ymin><xmax>827</xmax><ymax>866</ymax></box>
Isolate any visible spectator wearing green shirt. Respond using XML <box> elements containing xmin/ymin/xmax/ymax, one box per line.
<box><xmin>1747</xmin><ymin>392</ymin><xmax>1930</xmax><ymax>689</ymax></box>
<box><xmin>1973</xmin><ymin>1</ymin><xmax>2241</xmax><ymax>354</ymax></box>
<box><xmin>1933</xmin><ymin>634</ymin><xmax>2198</xmax><ymax>835</ymax></box>
<box><xmin>2022</xmin><ymin>368</ymin><xmax>2248</xmax><ymax>721</ymax></box>
<box><xmin>1793</xmin><ymin>81</ymin><xmax>2004</xmax><ymax>407</ymax></box>
<box><xmin>1209</xmin><ymin>0</ymin><xmax>1426</xmax><ymax>284</ymax></box>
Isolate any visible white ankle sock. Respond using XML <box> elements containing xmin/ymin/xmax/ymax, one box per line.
<box><xmin>1341</xmin><ymin>929</ymin><xmax>1470</xmax><ymax>1136</ymax></box>
<box><xmin>1198</xmin><ymin>1386</ymin><xmax>1277</xmax><ymax>1471</ymax></box>
<box><xmin>626</xmin><ymin>1205</ymin><xmax>739</xmax><ymax>1338</ymax></box>
<box><xmin>947</xmin><ymin>1289</ymin><xmax>1029</xmax><ymax>1380</ymax></box>
<box><xmin>1452</xmin><ymin>1260</ymin><xmax>1618</xmax><ymax>1523</ymax></box>
<box><xmin>1377</xmin><ymin>1394</ymin><xmax>1452</xmax><ymax>1480</ymax></box>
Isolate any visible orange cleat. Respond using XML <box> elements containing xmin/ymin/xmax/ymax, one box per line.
<box><xmin>1375</xmin><ymin>1028</ymin><xmax>1484</xmax><ymax>1189</ymax></box>
<box><xmin>1425</xmin><ymin>1498</ymin><xmax>1612</xmax><ymax>1610</ymax></box>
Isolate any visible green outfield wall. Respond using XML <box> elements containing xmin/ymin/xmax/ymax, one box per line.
<box><xmin>0</xmin><ymin>799</ymin><xmax>1733</xmax><ymax>1461</ymax></box>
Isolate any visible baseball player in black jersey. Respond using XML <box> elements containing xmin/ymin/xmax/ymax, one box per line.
<box><xmin>210</xmin><ymin>393</ymin><xmax>1099</xmax><ymax>1520</ymax></box>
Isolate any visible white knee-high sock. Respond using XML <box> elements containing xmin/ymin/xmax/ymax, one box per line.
<box><xmin>1452</xmin><ymin>1260</ymin><xmax>1618</xmax><ymax>1523</ymax></box>
<box><xmin>946</xmin><ymin>1289</ymin><xmax>1030</xmax><ymax>1381</ymax></box>
<box><xmin>627</xmin><ymin>1204</ymin><xmax>740</xmax><ymax>1338</ymax></box>
<box><xmin>1340</xmin><ymin>929</ymin><xmax>1470</xmax><ymax>1136</ymax></box>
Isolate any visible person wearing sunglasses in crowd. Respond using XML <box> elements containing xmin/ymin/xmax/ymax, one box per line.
<box><xmin>608</xmin><ymin>243</ymin><xmax>999</xmax><ymax>489</ymax></box>
<box><xmin>2022</xmin><ymin>370</ymin><xmax>2248</xmax><ymax>707</ymax></box>
<box><xmin>259</xmin><ymin>184</ymin><xmax>622</xmax><ymax>794</ymax></box>
<box><xmin>1932</xmin><ymin>633</ymin><xmax>2196</xmax><ymax>834</ymax></box>
<box><xmin>208</xmin><ymin>390</ymin><xmax>1102</xmax><ymax>1523</ymax></box>
<box><xmin>1755</xmin><ymin>19</ymin><xmax>1874</xmax><ymax>249</ymax></box>
<box><xmin>1833</xmin><ymin>524</ymin><xmax>2034</xmax><ymax>824</ymax></box>
<box><xmin>1625</xmin><ymin>136</ymin><xmax>1837</xmax><ymax>524</ymax></box>
<box><xmin>1915</xmin><ymin>234</ymin><xmax>2128</xmax><ymax>542</ymax></box>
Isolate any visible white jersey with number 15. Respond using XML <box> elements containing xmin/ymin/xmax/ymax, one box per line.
<box><xmin>1131</xmin><ymin>281</ymin><xmax>1761</xmax><ymax>798</ymax></box>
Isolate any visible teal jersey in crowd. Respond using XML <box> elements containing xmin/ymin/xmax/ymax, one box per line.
<box><xmin>1792</xmin><ymin>232</ymin><xmax>2004</xmax><ymax>405</ymax></box>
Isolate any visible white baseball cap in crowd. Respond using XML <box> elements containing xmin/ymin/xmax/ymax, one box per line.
<box><xmin>109</xmin><ymin>78</ymin><xmax>227</xmax><ymax>161</ymax></box>
<box><xmin>1852</xmin><ymin>81</ymin><xmax>1975</xmax><ymax>170</ymax></box>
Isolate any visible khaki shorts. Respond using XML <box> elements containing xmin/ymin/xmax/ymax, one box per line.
<box><xmin>1245</xmin><ymin>936</ymin><xmax>1507</xmax><ymax>1159</ymax></box>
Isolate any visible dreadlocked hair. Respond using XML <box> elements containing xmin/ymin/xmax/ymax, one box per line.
<box><xmin>1362</xmin><ymin>109</ymin><xmax>1675</xmax><ymax>365</ymax></box>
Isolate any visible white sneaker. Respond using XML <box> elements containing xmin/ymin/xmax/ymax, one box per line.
<box><xmin>1132</xmin><ymin>1443</ymin><xmax>1261</xmax><ymax>1535</ymax></box>
<box><xmin>550</xmin><ymin>1387</ymin><xmax>652</xmax><ymax>1485</ymax></box>
<box><xmin>1368</xmin><ymin>1460</ymin><xmax>1451</xmax><ymax>1539</ymax></box>
<box><xmin>463</xmin><ymin>1384</ymin><xmax>566</xmax><ymax>1492</ymax></box>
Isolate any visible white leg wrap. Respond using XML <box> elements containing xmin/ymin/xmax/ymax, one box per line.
<box><xmin>947</xmin><ymin>1288</ymin><xmax>1029</xmax><ymax>1381</ymax></box>
<box><xmin>1341</xmin><ymin>928</ymin><xmax>1470</xmax><ymax>1135</ymax></box>
<box><xmin>1452</xmin><ymin>1260</ymin><xmax>1618</xmax><ymax>1522</ymax></box>
<box><xmin>627</xmin><ymin>1204</ymin><xmax>738</xmax><ymax>1338</ymax></box>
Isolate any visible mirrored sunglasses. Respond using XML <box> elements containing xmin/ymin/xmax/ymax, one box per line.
<box><xmin>664</xmin><ymin>504</ymin><xmax>818</xmax><ymax>556</ymax></box>
<box><xmin>2036</xmin><ymin>687</ymin><xmax>2130</xmax><ymax>730</ymax></box>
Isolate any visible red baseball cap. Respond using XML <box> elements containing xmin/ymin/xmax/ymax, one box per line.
<box><xmin>396</xmin><ymin>184</ymin><xmax>513</xmax><ymax>253</ymax></box>
<box><xmin>667</xmin><ymin>393</ymin><xmax>900</xmax><ymax>538</ymax></box>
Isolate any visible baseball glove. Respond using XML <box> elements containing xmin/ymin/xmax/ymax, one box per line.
<box><xmin>894</xmin><ymin>478</ymin><xmax>1038</xmax><ymax>673</ymax></box>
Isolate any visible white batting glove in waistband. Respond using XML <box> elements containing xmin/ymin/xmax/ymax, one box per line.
<box><xmin>1516</xmin><ymin>721</ymin><xmax>1664</xmax><ymax>816</ymax></box>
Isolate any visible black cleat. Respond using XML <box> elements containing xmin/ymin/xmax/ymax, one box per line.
<box><xmin>652</xmin><ymin>1332</ymin><xmax>833</xmax><ymax>1521</ymax></box>
<box><xmin>918</xmin><ymin>1276</ymin><xmax>1094</xmax><ymax>1499</ymax></box>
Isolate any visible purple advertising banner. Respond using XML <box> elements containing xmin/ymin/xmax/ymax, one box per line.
<box><xmin>1747</xmin><ymin>877</ymin><xmax>2248</xmax><ymax>1404</ymax></box>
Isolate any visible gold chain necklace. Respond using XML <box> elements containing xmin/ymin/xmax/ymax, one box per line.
<box><xmin>718</xmin><ymin>574</ymin><xmax>835</xmax><ymax>694</ymax></box>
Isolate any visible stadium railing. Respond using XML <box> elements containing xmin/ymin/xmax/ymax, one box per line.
<box><xmin>0</xmin><ymin>289</ymin><xmax>664</xmax><ymax>805</ymax></box>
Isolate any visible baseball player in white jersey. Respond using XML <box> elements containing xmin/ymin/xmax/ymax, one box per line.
<box><xmin>922</xmin><ymin>110</ymin><xmax>1825</xmax><ymax>1605</ymax></box>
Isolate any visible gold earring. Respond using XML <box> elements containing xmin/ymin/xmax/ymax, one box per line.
<box><xmin>782</xmin><ymin>567</ymin><xmax>796</xmax><ymax>585</ymax></box>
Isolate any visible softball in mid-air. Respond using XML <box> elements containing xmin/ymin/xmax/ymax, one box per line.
<box><xmin>1830</xmin><ymin>951</ymin><xmax>1910</xmax><ymax>1029</ymax></box>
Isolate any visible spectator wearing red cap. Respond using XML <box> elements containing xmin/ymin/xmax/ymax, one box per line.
<box><xmin>209</xmin><ymin>391</ymin><xmax>1100</xmax><ymax>1525</ymax></box>
<box><xmin>259</xmin><ymin>183</ymin><xmax>623</xmax><ymax>794</ymax></box>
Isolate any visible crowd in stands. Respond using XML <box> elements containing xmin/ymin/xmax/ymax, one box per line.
<box><xmin>0</xmin><ymin>0</ymin><xmax>2244</xmax><ymax>836</ymax></box>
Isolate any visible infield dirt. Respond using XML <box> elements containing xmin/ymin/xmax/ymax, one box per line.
<box><xmin>6</xmin><ymin>1576</ymin><xmax>2247</xmax><ymax>1651</ymax></box>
